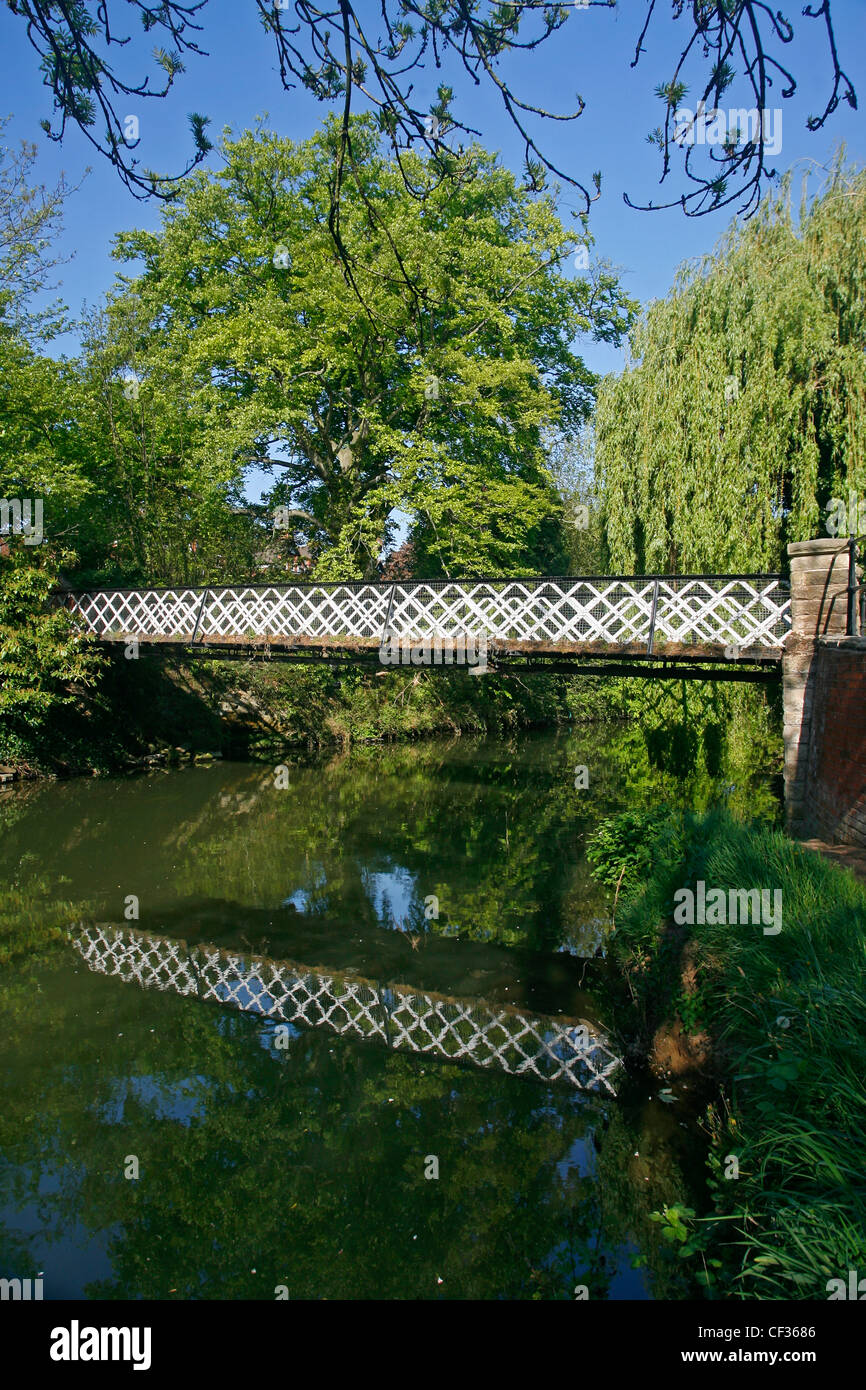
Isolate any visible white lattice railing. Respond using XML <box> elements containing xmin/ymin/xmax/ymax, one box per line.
<box><xmin>62</xmin><ymin>575</ymin><xmax>791</xmax><ymax>650</ymax></box>
<box><xmin>69</xmin><ymin>924</ymin><xmax>622</xmax><ymax>1094</ymax></box>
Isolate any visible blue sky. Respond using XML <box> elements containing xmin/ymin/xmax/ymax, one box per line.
<box><xmin>1</xmin><ymin>0</ymin><xmax>863</xmax><ymax>501</ymax></box>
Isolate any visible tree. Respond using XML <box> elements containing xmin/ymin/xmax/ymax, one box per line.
<box><xmin>0</xmin><ymin>116</ymin><xmax>80</xmax><ymax>339</ymax></box>
<box><xmin>108</xmin><ymin>117</ymin><xmax>636</xmax><ymax>579</ymax></box>
<box><xmin>67</xmin><ymin>298</ymin><xmax>261</xmax><ymax>586</ymax></box>
<box><xmin>0</xmin><ymin>540</ymin><xmax>103</xmax><ymax>746</ymax></box>
<box><xmin>0</xmin><ymin>122</ymin><xmax>106</xmax><ymax>756</ymax></box>
<box><xmin>545</xmin><ymin>423</ymin><xmax>605</xmax><ymax>573</ymax></box>
<box><xmin>4</xmin><ymin>1</ymin><xmax>855</xmax><ymax>225</ymax></box>
<box><xmin>0</xmin><ymin>121</ymin><xmax>92</xmax><ymax>531</ymax></box>
<box><xmin>595</xmin><ymin>155</ymin><xmax>866</xmax><ymax>575</ymax></box>
<box><xmin>0</xmin><ymin>326</ymin><xmax>92</xmax><ymax>524</ymax></box>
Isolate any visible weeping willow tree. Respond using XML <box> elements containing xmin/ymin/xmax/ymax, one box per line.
<box><xmin>596</xmin><ymin>154</ymin><xmax>866</xmax><ymax>575</ymax></box>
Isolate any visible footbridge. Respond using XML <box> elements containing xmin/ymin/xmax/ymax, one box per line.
<box><xmin>63</xmin><ymin>572</ymin><xmax>791</xmax><ymax>681</ymax></box>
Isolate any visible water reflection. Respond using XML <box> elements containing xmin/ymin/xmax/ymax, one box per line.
<box><xmin>0</xmin><ymin>726</ymin><xmax>775</xmax><ymax>1299</ymax></box>
<box><xmin>1</xmin><ymin>732</ymin><xmax>622</xmax><ymax>957</ymax></box>
<box><xmin>71</xmin><ymin>924</ymin><xmax>623</xmax><ymax>1094</ymax></box>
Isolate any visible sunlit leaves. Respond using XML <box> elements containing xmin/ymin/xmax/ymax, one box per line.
<box><xmin>655</xmin><ymin>80</ymin><xmax>688</xmax><ymax>111</ymax></box>
<box><xmin>597</xmin><ymin>157</ymin><xmax>866</xmax><ymax>573</ymax></box>
<box><xmin>107</xmin><ymin>117</ymin><xmax>635</xmax><ymax>580</ymax></box>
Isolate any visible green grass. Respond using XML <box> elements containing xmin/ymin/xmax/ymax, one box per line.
<box><xmin>591</xmin><ymin>808</ymin><xmax>866</xmax><ymax>1299</ymax></box>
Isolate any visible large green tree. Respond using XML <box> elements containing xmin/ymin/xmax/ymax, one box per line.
<box><xmin>595</xmin><ymin>157</ymin><xmax>866</xmax><ymax>575</ymax></box>
<box><xmin>107</xmin><ymin>117</ymin><xmax>634</xmax><ymax>579</ymax></box>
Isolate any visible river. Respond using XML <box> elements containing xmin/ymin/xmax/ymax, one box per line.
<box><xmin>0</xmin><ymin>726</ymin><xmax>779</xmax><ymax>1299</ymax></box>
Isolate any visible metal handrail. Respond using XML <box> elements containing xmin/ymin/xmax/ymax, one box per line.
<box><xmin>55</xmin><ymin>571</ymin><xmax>790</xmax><ymax>600</ymax></box>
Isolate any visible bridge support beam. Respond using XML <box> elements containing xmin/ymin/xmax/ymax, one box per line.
<box><xmin>784</xmin><ymin>538</ymin><xmax>865</xmax><ymax>843</ymax></box>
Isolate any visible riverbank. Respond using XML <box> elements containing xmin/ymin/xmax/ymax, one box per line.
<box><xmin>1</xmin><ymin>638</ymin><xmax>783</xmax><ymax>792</ymax></box>
<box><xmin>589</xmin><ymin>808</ymin><xmax>866</xmax><ymax>1298</ymax></box>
<box><xmin>0</xmin><ymin>649</ymin><xmax>635</xmax><ymax>779</ymax></box>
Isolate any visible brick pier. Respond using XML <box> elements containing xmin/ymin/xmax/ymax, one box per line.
<box><xmin>784</xmin><ymin>539</ymin><xmax>866</xmax><ymax>846</ymax></box>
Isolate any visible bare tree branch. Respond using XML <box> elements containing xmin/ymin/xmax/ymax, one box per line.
<box><xmin>4</xmin><ymin>0</ymin><xmax>856</xmax><ymax>233</ymax></box>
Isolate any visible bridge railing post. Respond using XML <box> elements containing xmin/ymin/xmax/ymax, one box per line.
<box><xmin>380</xmin><ymin>582</ymin><xmax>397</xmax><ymax>650</ymax></box>
<box><xmin>646</xmin><ymin>578</ymin><xmax>660</xmax><ymax>656</ymax></box>
<box><xmin>191</xmin><ymin>587</ymin><xmax>210</xmax><ymax>645</ymax></box>
<box><xmin>847</xmin><ymin>535</ymin><xmax>860</xmax><ymax>637</ymax></box>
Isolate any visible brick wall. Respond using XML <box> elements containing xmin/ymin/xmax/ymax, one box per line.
<box><xmin>803</xmin><ymin>637</ymin><xmax>866</xmax><ymax>846</ymax></box>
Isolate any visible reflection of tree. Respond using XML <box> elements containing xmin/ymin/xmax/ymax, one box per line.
<box><xmin>602</xmin><ymin>683</ymin><xmax>781</xmax><ymax>825</ymax></box>
<box><xmin>0</xmin><ymin>942</ymin><xmax>695</xmax><ymax>1299</ymax></box>
<box><xmin>4</xmin><ymin>734</ymin><xmax>617</xmax><ymax>953</ymax></box>
<box><xmin>0</xmin><ymin>719</ymin><xmax>780</xmax><ymax>970</ymax></box>
<box><xmin>0</xmin><ymin>791</ymin><xmax>83</xmax><ymax>968</ymax></box>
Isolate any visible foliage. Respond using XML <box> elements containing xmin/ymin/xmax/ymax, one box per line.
<box><xmin>586</xmin><ymin>807</ymin><xmax>683</xmax><ymax>901</ymax></box>
<box><xmin>107</xmin><ymin>117</ymin><xmax>634</xmax><ymax>579</ymax></box>
<box><xmin>69</xmin><ymin>299</ymin><xmax>261</xmax><ymax>587</ymax></box>
<box><xmin>644</xmin><ymin>1203</ymin><xmax>724</xmax><ymax>1291</ymax></box>
<box><xmin>0</xmin><ymin>540</ymin><xmax>103</xmax><ymax>739</ymax></box>
<box><xmin>673</xmin><ymin>978</ymin><xmax>710</xmax><ymax>1035</ymax></box>
<box><xmin>0</xmin><ymin>124</ymin><xmax>94</xmax><ymax>528</ymax></box>
<box><xmin>620</xmin><ymin>678</ymin><xmax>783</xmax><ymax>825</ymax></box>
<box><xmin>0</xmin><ymin>118</ymin><xmax>76</xmax><ymax>340</ymax></box>
<box><xmin>597</xmin><ymin>158</ymin><xmax>866</xmax><ymax>573</ymax></box>
<box><xmin>603</xmin><ymin>807</ymin><xmax>866</xmax><ymax>1299</ymax></box>
<box><xmin>0</xmin><ymin>126</ymin><xmax>109</xmax><ymax>753</ymax></box>
<box><xmin>544</xmin><ymin>423</ymin><xmax>606</xmax><ymax>573</ymax></box>
<box><xmin>0</xmin><ymin>324</ymin><xmax>93</xmax><ymax>522</ymax></box>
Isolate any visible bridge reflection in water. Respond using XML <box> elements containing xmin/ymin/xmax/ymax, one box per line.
<box><xmin>70</xmin><ymin>924</ymin><xmax>622</xmax><ymax>1095</ymax></box>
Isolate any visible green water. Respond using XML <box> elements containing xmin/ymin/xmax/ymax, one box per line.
<box><xmin>0</xmin><ymin>728</ymin><xmax>777</xmax><ymax>1300</ymax></box>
